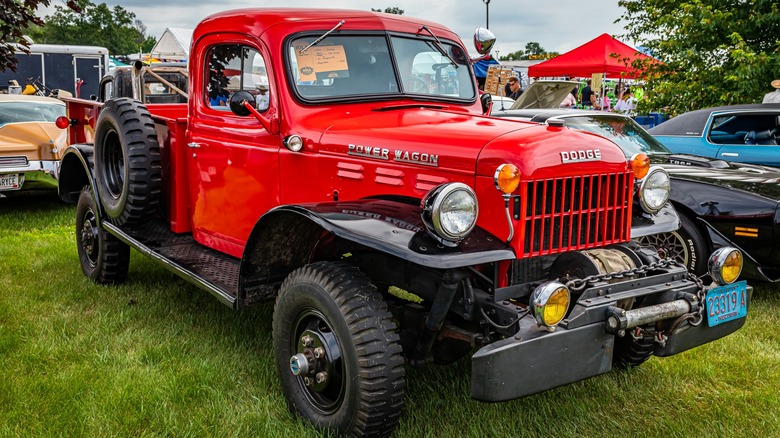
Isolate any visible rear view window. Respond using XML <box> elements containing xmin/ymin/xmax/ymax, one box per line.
<box><xmin>0</xmin><ymin>102</ymin><xmax>65</xmax><ymax>127</ymax></box>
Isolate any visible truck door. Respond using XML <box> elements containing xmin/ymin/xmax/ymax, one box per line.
<box><xmin>186</xmin><ymin>38</ymin><xmax>281</xmax><ymax>258</ymax></box>
<box><xmin>74</xmin><ymin>56</ymin><xmax>104</xmax><ymax>98</ymax></box>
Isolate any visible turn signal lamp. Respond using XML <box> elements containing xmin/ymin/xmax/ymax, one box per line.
<box><xmin>708</xmin><ymin>247</ymin><xmax>743</xmax><ymax>285</ymax></box>
<box><xmin>55</xmin><ymin>116</ymin><xmax>70</xmax><ymax>129</ymax></box>
<box><xmin>531</xmin><ymin>282</ymin><xmax>570</xmax><ymax>331</ymax></box>
<box><xmin>494</xmin><ymin>163</ymin><xmax>520</xmax><ymax>194</ymax></box>
<box><xmin>629</xmin><ymin>153</ymin><xmax>650</xmax><ymax>180</ymax></box>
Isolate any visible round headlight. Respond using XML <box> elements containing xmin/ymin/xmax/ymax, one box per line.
<box><xmin>421</xmin><ymin>183</ymin><xmax>478</xmax><ymax>245</ymax></box>
<box><xmin>531</xmin><ymin>281</ymin><xmax>570</xmax><ymax>330</ymax></box>
<box><xmin>638</xmin><ymin>166</ymin><xmax>670</xmax><ymax>214</ymax></box>
<box><xmin>708</xmin><ymin>247</ymin><xmax>743</xmax><ymax>284</ymax></box>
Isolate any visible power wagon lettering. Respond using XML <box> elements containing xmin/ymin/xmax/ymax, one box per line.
<box><xmin>348</xmin><ymin>143</ymin><xmax>439</xmax><ymax>166</ymax></box>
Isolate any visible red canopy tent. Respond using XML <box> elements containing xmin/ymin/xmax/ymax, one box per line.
<box><xmin>528</xmin><ymin>33</ymin><xmax>652</xmax><ymax>79</ymax></box>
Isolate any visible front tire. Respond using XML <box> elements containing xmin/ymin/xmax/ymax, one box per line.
<box><xmin>75</xmin><ymin>187</ymin><xmax>130</xmax><ymax>283</ymax></box>
<box><xmin>273</xmin><ymin>262</ymin><xmax>405</xmax><ymax>437</ymax></box>
<box><xmin>636</xmin><ymin>213</ymin><xmax>708</xmax><ymax>276</ymax></box>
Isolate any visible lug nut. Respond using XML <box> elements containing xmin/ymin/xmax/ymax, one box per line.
<box><xmin>301</xmin><ymin>335</ymin><xmax>313</xmax><ymax>347</ymax></box>
<box><xmin>303</xmin><ymin>376</ymin><xmax>313</xmax><ymax>386</ymax></box>
<box><xmin>313</xmin><ymin>347</ymin><xmax>325</xmax><ymax>359</ymax></box>
<box><xmin>316</xmin><ymin>371</ymin><xmax>328</xmax><ymax>384</ymax></box>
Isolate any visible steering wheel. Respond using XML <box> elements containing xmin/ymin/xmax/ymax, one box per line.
<box><xmin>402</xmin><ymin>77</ymin><xmax>428</xmax><ymax>94</ymax></box>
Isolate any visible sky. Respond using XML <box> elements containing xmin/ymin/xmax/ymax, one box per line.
<box><xmin>37</xmin><ymin>0</ymin><xmax>629</xmax><ymax>56</ymax></box>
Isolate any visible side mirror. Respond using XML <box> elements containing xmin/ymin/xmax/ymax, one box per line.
<box><xmin>480</xmin><ymin>93</ymin><xmax>493</xmax><ymax>114</ymax></box>
<box><xmin>229</xmin><ymin>90</ymin><xmax>255</xmax><ymax>116</ymax></box>
<box><xmin>473</xmin><ymin>28</ymin><xmax>496</xmax><ymax>56</ymax></box>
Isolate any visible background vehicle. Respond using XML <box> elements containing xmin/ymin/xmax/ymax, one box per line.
<box><xmin>493</xmin><ymin>108</ymin><xmax>780</xmax><ymax>281</ymax></box>
<box><xmin>0</xmin><ymin>94</ymin><xmax>66</xmax><ymax>193</ymax></box>
<box><xmin>649</xmin><ymin>104</ymin><xmax>780</xmax><ymax>166</ymax></box>
<box><xmin>98</xmin><ymin>61</ymin><xmax>188</xmax><ymax>104</ymax></box>
<box><xmin>0</xmin><ymin>44</ymin><xmax>109</xmax><ymax>98</ymax></box>
<box><xmin>56</xmin><ymin>9</ymin><xmax>750</xmax><ymax>437</ymax></box>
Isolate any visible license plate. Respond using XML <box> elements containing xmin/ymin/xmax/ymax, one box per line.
<box><xmin>0</xmin><ymin>173</ymin><xmax>21</xmax><ymax>190</ymax></box>
<box><xmin>705</xmin><ymin>280</ymin><xmax>748</xmax><ymax>327</ymax></box>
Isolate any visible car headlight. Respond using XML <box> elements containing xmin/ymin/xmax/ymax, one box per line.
<box><xmin>708</xmin><ymin>247</ymin><xmax>743</xmax><ymax>285</ymax></box>
<box><xmin>421</xmin><ymin>182</ymin><xmax>478</xmax><ymax>246</ymax></box>
<box><xmin>531</xmin><ymin>281</ymin><xmax>570</xmax><ymax>331</ymax></box>
<box><xmin>638</xmin><ymin>166</ymin><xmax>670</xmax><ymax>214</ymax></box>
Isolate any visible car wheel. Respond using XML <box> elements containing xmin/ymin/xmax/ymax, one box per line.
<box><xmin>636</xmin><ymin>213</ymin><xmax>708</xmax><ymax>276</ymax></box>
<box><xmin>94</xmin><ymin>98</ymin><xmax>161</xmax><ymax>226</ymax></box>
<box><xmin>75</xmin><ymin>186</ymin><xmax>130</xmax><ymax>283</ymax></box>
<box><xmin>273</xmin><ymin>261</ymin><xmax>405</xmax><ymax>437</ymax></box>
<box><xmin>613</xmin><ymin>328</ymin><xmax>655</xmax><ymax>369</ymax></box>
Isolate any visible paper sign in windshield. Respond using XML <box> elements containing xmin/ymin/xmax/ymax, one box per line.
<box><xmin>294</xmin><ymin>42</ymin><xmax>350</xmax><ymax>82</ymax></box>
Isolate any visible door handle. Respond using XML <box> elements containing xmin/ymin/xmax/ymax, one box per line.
<box><xmin>188</xmin><ymin>142</ymin><xmax>204</xmax><ymax>149</ymax></box>
<box><xmin>721</xmin><ymin>152</ymin><xmax>739</xmax><ymax>157</ymax></box>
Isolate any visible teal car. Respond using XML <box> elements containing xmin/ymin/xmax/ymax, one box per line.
<box><xmin>649</xmin><ymin>104</ymin><xmax>780</xmax><ymax>166</ymax></box>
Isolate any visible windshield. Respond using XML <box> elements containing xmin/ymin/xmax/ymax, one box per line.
<box><xmin>561</xmin><ymin>115</ymin><xmax>672</xmax><ymax>157</ymax></box>
<box><xmin>288</xmin><ymin>34</ymin><xmax>475</xmax><ymax>101</ymax></box>
<box><xmin>0</xmin><ymin>101</ymin><xmax>65</xmax><ymax>127</ymax></box>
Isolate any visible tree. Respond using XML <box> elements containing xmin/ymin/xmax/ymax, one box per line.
<box><xmin>524</xmin><ymin>42</ymin><xmax>545</xmax><ymax>57</ymax></box>
<box><xmin>618</xmin><ymin>0</ymin><xmax>780</xmax><ymax>116</ymax></box>
<box><xmin>0</xmin><ymin>0</ymin><xmax>50</xmax><ymax>72</ymax></box>
<box><xmin>36</xmin><ymin>0</ymin><xmax>155</xmax><ymax>55</ymax></box>
<box><xmin>499</xmin><ymin>50</ymin><xmax>524</xmax><ymax>61</ymax></box>
<box><xmin>371</xmin><ymin>7</ymin><xmax>404</xmax><ymax>15</ymax></box>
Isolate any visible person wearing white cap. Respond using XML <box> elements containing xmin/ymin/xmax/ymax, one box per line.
<box><xmin>257</xmin><ymin>84</ymin><xmax>270</xmax><ymax>110</ymax></box>
<box><xmin>762</xmin><ymin>79</ymin><xmax>780</xmax><ymax>103</ymax></box>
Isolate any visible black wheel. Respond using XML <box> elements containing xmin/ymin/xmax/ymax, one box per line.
<box><xmin>273</xmin><ymin>262</ymin><xmax>405</xmax><ymax>437</ymax></box>
<box><xmin>94</xmin><ymin>98</ymin><xmax>161</xmax><ymax>226</ymax></box>
<box><xmin>635</xmin><ymin>213</ymin><xmax>708</xmax><ymax>276</ymax></box>
<box><xmin>613</xmin><ymin>328</ymin><xmax>655</xmax><ymax>369</ymax></box>
<box><xmin>75</xmin><ymin>187</ymin><xmax>130</xmax><ymax>283</ymax></box>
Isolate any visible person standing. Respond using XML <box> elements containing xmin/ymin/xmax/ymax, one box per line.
<box><xmin>507</xmin><ymin>77</ymin><xmax>523</xmax><ymax>100</ymax></box>
<box><xmin>256</xmin><ymin>85</ymin><xmax>270</xmax><ymax>110</ymax></box>
<box><xmin>580</xmin><ymin>79</ymin><xmax>599</xmax><ymax>109</ymax></box>
<box><xmin>762</xmin><ymin>79</ymin><xmax>780</xmax><ymax>103</ymax></box>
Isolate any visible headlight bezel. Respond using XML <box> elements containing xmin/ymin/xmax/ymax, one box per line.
<box><xmin>530</xmin><ymin>281</ymin><xmax>571</xmax><ymax>330</ymax></box>
<box><xmin>420</xmin><ymin>182</ymin><xmax>479</xmax><ymax>246</ymax></box>
<box><xmin>638</xmin><ymin>166</ymin><xmax>671</xmax><ymax>214</ymax></box>
<box><xmin>708</xmin><ymin>247</ymin><xmax>743</xmax><ymax>285</ymax></box>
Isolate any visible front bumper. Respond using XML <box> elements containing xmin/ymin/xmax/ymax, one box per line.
<box><xmin>0</xmin><ymin>160</ymin><xmax>59</xmax><ymax>191</ymax></box>
<box><xmin>471</xmin><ymin>272</ymin><xmax>752</xmax><ymax>402</ymax></box>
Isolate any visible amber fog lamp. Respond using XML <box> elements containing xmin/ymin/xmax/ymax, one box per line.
<box><xmin>55</xmin><ymin>116</ymin><xmax>70</xmax><ymax>129</ymax></box>
<box><xmin>630</xmin><ymin>153</ymin><xmax>650</xmax><ymax>180</ymax></box>
<box><xmin>494</xmin><ymin>163</ymin><xmax>520</xmax><ymax>194</ymax></box>
<box><xmin>708</xmin><ymin>247</ymin><xmax>743</xmax><ymax>285</ymax></box>
<box><xmin>531</xmin><ymin>282</ymin><xmax>570</xmax><ymax>331</ymax></box>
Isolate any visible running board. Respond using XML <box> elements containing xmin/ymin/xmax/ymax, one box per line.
<box><xmin>102</xmin><ymin>220</ymin><xmax>239</xmax><ymax>308</ymax></box>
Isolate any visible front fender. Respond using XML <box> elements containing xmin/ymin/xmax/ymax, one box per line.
<box><xmin>630</xmin><ymin>202</ymin><xmax>680</xmax><ymax>238</ymax></box>
<box><xmin>237</xmin><ymin>198</ymin><xmax>515</xmax><ymax>305</ymax></box>
<box><xmin>58</xmin><ymin>144</ymin><xmax>95</xmax><ymax>203</ymax></box>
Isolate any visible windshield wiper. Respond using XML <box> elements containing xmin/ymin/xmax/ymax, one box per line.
<box><xmin>418</xmin><ymin>25</ymin><xmax>458</xmax><ymax>68</ymax></box>
<box><xmin>300</xmin><ymin>20</ymin><xmax>345</xmax><ymax>53</ymax></box>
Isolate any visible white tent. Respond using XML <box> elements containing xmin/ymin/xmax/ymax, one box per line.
<box><xmin>150</xmin><ymin>28</ymin><xmax>193</xmax><ymax>60</ymax></box>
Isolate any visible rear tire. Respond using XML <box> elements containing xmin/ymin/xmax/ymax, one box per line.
<box><xmin>94</xmin><ymin>98</ymin><xmax>161</xmax><ymax>226</ymax></box>
<box><xmin>75</xmin><ymin>187</ymin><xmax>130</xmax><ymax>283</ymax></box>
<box><xmin>273</xmin><ymin>262</ymin><xmax>405</xmax><ymax>437</ymax></box>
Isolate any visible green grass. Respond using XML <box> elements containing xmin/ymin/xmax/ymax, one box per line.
<box><xmin>2</xmin><ymin>191</ymin><xmax>779</xmax><ymax>437</ymax></box>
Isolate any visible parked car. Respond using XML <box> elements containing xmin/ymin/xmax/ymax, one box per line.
<box><xmin>649</xmin><ymin>104</ymin><xmax>780</xmax><ymax>166</ymax></box>
<box><xmin>493</xmin><ymin>107</ymin><xmax>780</xmax><ymax>282</ymax></box>
<box><xmin>0</xmin><ymin>94</ymin><xmax>66</xmax><ymax>193</ymax></box>
<box><xmin>98</xmin><ymin>61</ymin><xmax>188</xmax><ymax>104</ymax></box>
<box><xmin>488</xmin><ymin>95</ymin><xmax>515</xmax><ymax>114</ymax></box>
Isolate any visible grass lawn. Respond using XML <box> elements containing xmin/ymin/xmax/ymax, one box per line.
<box><xmin>2</xmin><ymin>191</ymin><xmax>778</xmax><ymax>437</ymax></box>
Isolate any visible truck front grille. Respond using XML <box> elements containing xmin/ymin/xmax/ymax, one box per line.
<box><xmin>0</xmin><ymin>156</ymin><xmax>28</xmax><ymax>168</ymax></box>
<box><xmin>518</xmin><ymin>171</ymin><xmax>633</xmax><ymax>257</ymax></box>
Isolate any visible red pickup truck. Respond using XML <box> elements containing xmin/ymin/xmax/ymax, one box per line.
<box><xmin>56</xmin><ymin>8</ymin><xmax>750</xmax><ymax>437</ymax></box>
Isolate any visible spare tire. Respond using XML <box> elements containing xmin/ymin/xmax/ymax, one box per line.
<box><xmin>94</xmin><ymin>98</ymin><xmax>161</xmax><ymax>226</ymax></box>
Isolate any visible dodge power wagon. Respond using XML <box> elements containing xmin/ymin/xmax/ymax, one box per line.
<box><xmin>56</xmin><ymin>8</ymin><xmax>751</xmax><ymax>437</ymax></box>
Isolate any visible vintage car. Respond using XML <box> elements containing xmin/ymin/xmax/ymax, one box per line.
<box><xmin>97</xmin><ymin>61</ymin><xmax>188</xmax><ymax>104</ymax></box>
<box><xmin>488</xmin><ymin>95</ymin><xmax>515</xmax><ymax>113</ymax></box>
<box><xmin>492</xmin><ymin>107</ymin><xmax>780</xmax><ymax>282</ymax></box>
<box><xmin>648</xmin><ymin>104</ymin><xmax>780</xmax><ymax>167</ymax></box>
<box><xmin>0</xmin><ymin>94</ymin><xmax>66</xmax><ymax>193</ymax></box>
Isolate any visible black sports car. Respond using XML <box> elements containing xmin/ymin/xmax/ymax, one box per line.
<box><xmin>492</xmin><ymin>108</ymin><xmax>780</xmax><ymax>281</ymax></box>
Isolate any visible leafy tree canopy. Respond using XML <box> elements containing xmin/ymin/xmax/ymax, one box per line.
<box><xmin>33</xmin><ymin>0</ymin><xmax>156</xmax><ymax>55</ymax></box>
<box><xmin>618</xmin><ymin>0</ymin><xmax>780</xmax><ymax>116</ymax></box>
<box><xmin>371</xmin><ymin>7</ymin><xmax>404</xmax><ymax>15</ymax></box>
<box><xmin>1</xmin><ymin>0</ymin><xmax>50</xmax><ymax>72</ymax></box>
<box><xmin>498</xmin><ymin>43</ymin><xmax>557</xmax><ymax>61</ymax></box>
